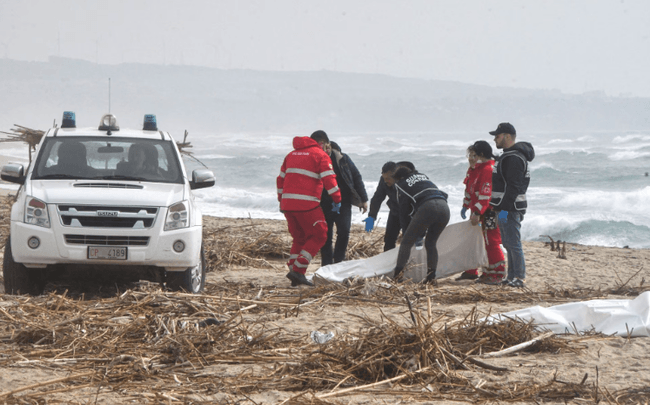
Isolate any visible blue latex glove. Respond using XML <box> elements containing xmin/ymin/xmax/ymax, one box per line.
<box><xmin>331</xmin><ymin>202</ymin><xmax>341</xmax><ymax>214</ymax></box>
<box><xmin>362</xmin><ymin>217</ymin><xmax>375</xmax><ymax>232</ymax></box>
<box><xmin>498</xmin><ymin>210</ymin><xmax>508</xmax><ymax>224</ymax></box>
<box><xmin>460</xmin><ymin>207</ymin><xmax>467</xmax><ymax>219</ymax></box>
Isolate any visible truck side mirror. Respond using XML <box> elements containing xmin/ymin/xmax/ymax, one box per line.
<box><xmin>190</xmin><ymin>169</ymin><xmax>215</xmax><ymax>190</ymax></box>
<box><xmin>1</xmin><ymin>163</ymin><xmax>26</xmax><ymax>185</ymax></box>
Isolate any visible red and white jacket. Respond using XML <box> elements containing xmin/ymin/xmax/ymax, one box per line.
<box><xmin>462</xmin><ymin>160</ymin><xmax>495</xmax><ymax>216</ymax></box>
<box><xmin>277</xmin><ymin>136</ymin><xmax>341</xmax><ymax>212</ymax></box>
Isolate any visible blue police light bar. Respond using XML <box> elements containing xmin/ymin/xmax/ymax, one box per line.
<box><xmin>61</xmin><ymin>111</ymin><xmax>76</xmax><ymax>128</ymax></box>
<box><xmin>143</xmin><ymin>114</ymin><xmax>158</xmax><ymax>131</ymax></box>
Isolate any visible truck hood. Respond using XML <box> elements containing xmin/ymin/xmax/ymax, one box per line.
<box><xmin>27</xmin><ymin>180</ymin><xmax>187</xmax><ymax>207</ymax></box>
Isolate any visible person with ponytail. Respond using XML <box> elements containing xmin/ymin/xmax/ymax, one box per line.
<box><xmin>392</xmin><ymin>166</ymin><xmax>450</xmax><ymax>284</ymax></box>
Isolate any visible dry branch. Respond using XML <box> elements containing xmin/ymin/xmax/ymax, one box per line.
<box><xmin>480</xmin><ymin>331</ymin><xmax>555</xmax><ymax>358</ymax></box>
<box><xmin>0</xmin><ymin>124</ymin><xmax>44</xmax><ymax>163</ymax></box>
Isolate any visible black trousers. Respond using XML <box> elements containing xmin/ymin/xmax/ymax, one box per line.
<box><xmin>320</xmin><ymin>203</ymin><xmax>352</xmax><ymax>266</ymax></box>
<box><xmin>384</xmin><ymin>213</ymin><xmax>401</xmax><ymax>251</ymax></box>
<box><xmin>395</xmin><ymin>199</ymin><xmax>450</xmax><ymax>275</ymax></box>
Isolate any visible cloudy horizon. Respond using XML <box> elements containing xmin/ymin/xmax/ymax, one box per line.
<box><xmin>1</xmin><ymin>0</ymin><xmax>649</xmax><ymax>97</ymax></box>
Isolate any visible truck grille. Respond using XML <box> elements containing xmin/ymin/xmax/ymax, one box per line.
<box><xmin>65</xmin><ymin>235</ymin><xmax>150</xmax><ymax>246</ymax></box>
<box><xmin>73</xmin><ymin>183</ymin><xmax>144</xmax><ymax>189</ymax></box>
<box><xmin>57</xmin><ymin>205</ymin><xmax>158</xmax><ymax>229</ymax></box>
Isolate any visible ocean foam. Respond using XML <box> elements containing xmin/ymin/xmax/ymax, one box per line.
<box><xmin>612</xmin><ymin>134</ymin><xmax>650</xmax><ymax>143</ymax></box>
<box><xmin>181</xmin><ymin>130</ymin><xmax>650</xmax><ymax>248</ymax></box>
<box><xmin>608</xmin><ymin>150</ymin><xmax>650</xmax><ymax>161</ymax></box>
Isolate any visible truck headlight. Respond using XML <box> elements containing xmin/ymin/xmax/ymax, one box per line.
<box><xmin>164</xmin><ymin>201</ymin><xmax>189</xmax><ymax>231</ymax></box>
<box><xmin>25</xmin><ymin>197</ymin><xmax>51</xmax><ymax>228</ymax></box>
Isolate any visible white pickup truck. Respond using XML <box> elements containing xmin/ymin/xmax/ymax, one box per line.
<box><xmin>1</xmin><ymin>112</ymin><xmax>215</xmax><ymax>295</ymax></box>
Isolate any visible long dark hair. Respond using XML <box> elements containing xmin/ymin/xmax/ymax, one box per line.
<box><xmin>468</xmin><ymin>140</ymin><xmax>494</xmax><ymax>160</ymax></box>
<box><xmin>396</xmin><ymin>161</ymin><xmax>415</xmax><ymax>171</ymax></box>
<box><xmin>393</xmin><ymin>166</ymin><xmax>415</xmax><ymax>181</ymax></box>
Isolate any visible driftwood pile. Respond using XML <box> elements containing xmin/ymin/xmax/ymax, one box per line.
<box><xmin>541</xmin><ymin>234</ymin><xmax>568</xmax><ymax>259</ymax></box>
<box><xmin>0</xmin><ymin>125</ymin><xmax>44</xmax><ymax>164</ymax></box>
<box><xmin>0</xmin><ymin>195</ymin><xmax>12</xmax><ymax>245</ymax></box>
<box><xmin>0</xmin><ymin>281</ymin><xmax>618</xmax><ymax>404</ymax></box>
<box><xmin>203</xmin><ymin>220</ymin><xmax>384</xmax><ymax>271</ymax></box>
<box><xmin>0</xmin><ymin>276</ymin><xmax>647</xmax><ymax>404</ymax></box>
<box><xmin>176</xmin><ymin>130</ymin><xmax>209</xmax><ymax>169</ymax></box>
<box><xmin>0</xmin><ymin>187</ymin><xmax>648</xmax><ymax>402</ymax></box>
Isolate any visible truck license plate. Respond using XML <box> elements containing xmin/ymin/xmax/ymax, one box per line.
<box><xmin>88</xmin><ymin>246</ymin><xmax>127</xmax><ymax>260</ymax></box>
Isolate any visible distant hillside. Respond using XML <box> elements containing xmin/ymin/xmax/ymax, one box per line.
<box><xmin>1</xmin><ymin>57</ymin><xmax>648</xmax><ymax>135</ymax></box>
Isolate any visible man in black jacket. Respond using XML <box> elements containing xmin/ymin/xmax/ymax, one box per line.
<box><xmin>320</xmin><ymin>141</ymin><xmax>369</xmax><ymax>265</ymax></box>
<box><xmin>365</xmin><ymin>161</ymin><xmax>399</xmax><ymax>250</ymax></box>
<box><xmin>489</xmin><ymin>122</ymin><xmax>535</xmax><ymax>288</ymax></box>
<box><xmin>364</xmin><ymin>161</ymin><xmax>417</xmax><ymax>251</ymax></box>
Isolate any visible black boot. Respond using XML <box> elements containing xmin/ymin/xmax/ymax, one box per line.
<box><xmin>286</xmin><ymin>263</ymin><xmax>298</xmax><ymax>287</ymax></box>
<box><xmin>424</xmin><ymin>269</ymin><xmax>437</xmax><ymax>285</ymax></box>
<box><xmin>286</xmin><ymin>271</ymin><xmax>298</xmax><ymax>287</ymax></box>
<box><xmin>393</xmin><ymin>267</ymin><xmax>404</xmax><ymax>281</ymax></box>
<box><xmin>286</xmin><ymin>270</ymin><xmax>314</xmax><ymax>287</ymax></box>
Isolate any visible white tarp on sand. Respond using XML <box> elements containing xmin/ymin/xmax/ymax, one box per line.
<box><xmin>313</xmin><ymin>221</ymin><xmax>488</xmax><ymax>284</ymax></box>
<box><xmin>488</xmin><ymin>291</ymin><xmax>650</xmax><ymax>337</ymax></box>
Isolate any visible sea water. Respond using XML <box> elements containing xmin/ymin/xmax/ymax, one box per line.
<box><xmin>2</xmin><ymin>130</ymin><xmax>648</xmax><ymax>249</ymax></box>
<box><xmin>185</xmin><ymin>130</ymin><xmax>650</xmax><ymax>249</ymax></box>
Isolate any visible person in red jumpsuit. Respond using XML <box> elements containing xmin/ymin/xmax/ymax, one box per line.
<box><xmin>277</xmin><ymin>130</ymin><xmax>342</xmax><ymax>287</ymax></box>
<box><xmin>457</xmin><ymin>140</ymin><xmax>506</xmax><ymax>284</ymax></box>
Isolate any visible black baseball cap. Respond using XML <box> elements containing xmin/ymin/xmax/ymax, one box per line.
<box><xmin>489</xmin><ymin>122</ymin><xmax>516</xmax><ymax>136</ymax></box>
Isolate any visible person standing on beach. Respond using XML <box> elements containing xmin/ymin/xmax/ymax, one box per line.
<box><xmin>460</xmin><ymin>141</ymin><xmax>507</xmax><ymax>285</ymax></box>
<box><xmin>489</xmin><ymin>123</ymin><xmax>535</xmax><ymax>288</ymax></box>
<box><xmin>456</xmin><ymin>146</ymin><xmax>481</xmax><ymax>281</ymax></box>
<box><xmin>392</xmin><ymin>166</ymin><xmax>450</xmax><ymax>284</ymax></box>
<box><xmin>319</xmin><ymin>141</ymin><xmax>369</xmax><ymax>265</ymax></box>
<box><xmin>277</xmin><ymin>130</ymin><xmax>342</xmax><ymax>287</ymax></box>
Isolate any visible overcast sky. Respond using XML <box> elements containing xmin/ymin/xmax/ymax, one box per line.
<box><xmin>1</xmin><ymin>0</ymin><xmax>649</xmax><ymax>97</ymax></box>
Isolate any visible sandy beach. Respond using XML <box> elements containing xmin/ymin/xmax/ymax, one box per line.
<box><xmin>0</xmin><ymin>146</ymin><xmax>649</xmax><ymax>403</ymax></box>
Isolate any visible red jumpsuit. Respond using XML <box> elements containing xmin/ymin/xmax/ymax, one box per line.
<box><xmin>462</xmin><ymin>160</ymin><xmax>506</xmax><ymax>281</ymax></box>
<box><xmin>277</xmin><ymin>137</ymin><xmax>341</xmax><ymax>275</ymax></box>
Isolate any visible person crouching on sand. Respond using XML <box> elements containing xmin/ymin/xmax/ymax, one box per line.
<box><xmin>392</xmin><ymin>166</ymin><xmax>450</xmax><ymax>284</ymax></box>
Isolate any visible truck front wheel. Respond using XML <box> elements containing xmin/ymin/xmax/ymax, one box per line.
<box><xmin>166</xmin><ymin>245</ymin><xmax>206</xmax><ymax>293</ymax></box>
<box><xmin>3</xmin><ymin>237</ymin><xmax>46</xmax><ymax>295</ymax></box>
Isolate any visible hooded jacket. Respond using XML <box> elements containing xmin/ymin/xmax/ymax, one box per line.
<box><xmin>490</xmin><ymin>142</ymin><xmax>535</xmax><ymax>214</ymax></box>
<box><xmin>395</xmin><ymin>172</ymin><xmax>448</xmax><ymax>231</ymax></box>
<box><xmin>320</xmin><ymin>148</ymin><xmax>368</xmax><ymax>209</ymax></box>
<box><xmin>277</xmin><ymin>137</ymin><xmax>341</xmax><ymax>212</ymax></box>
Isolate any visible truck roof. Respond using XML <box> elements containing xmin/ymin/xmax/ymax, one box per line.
<box><xmin>50</xmin><ymin>112</ymin><xmax>175</xmax><ymax>141</ymax></box>
<box><xmin>47</xmin><ymin>127</ymin><xmax>174</xmax><ymax>141</ymax></box>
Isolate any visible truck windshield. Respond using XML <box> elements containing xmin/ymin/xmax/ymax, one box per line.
<box><xmin>31</xmin><ymin>137</ymin><xmax>184</xmax><ymax>183</ymax></box>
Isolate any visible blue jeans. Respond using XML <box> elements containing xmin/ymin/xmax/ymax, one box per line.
<box><xmin>320</xmin><ymin>203</ymin><xmax>352</xmax><ymax>266</ymax></box>
<box><xmin>498</xmin><ymin>211</ymin><xmax>526</xmax><ymax>280</ymax></box>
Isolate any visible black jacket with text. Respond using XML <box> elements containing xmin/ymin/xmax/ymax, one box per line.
<box><xmin>394</xmin><ymin>172</ymin><xmax>448</xmax><ymax>231</ymax></box>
